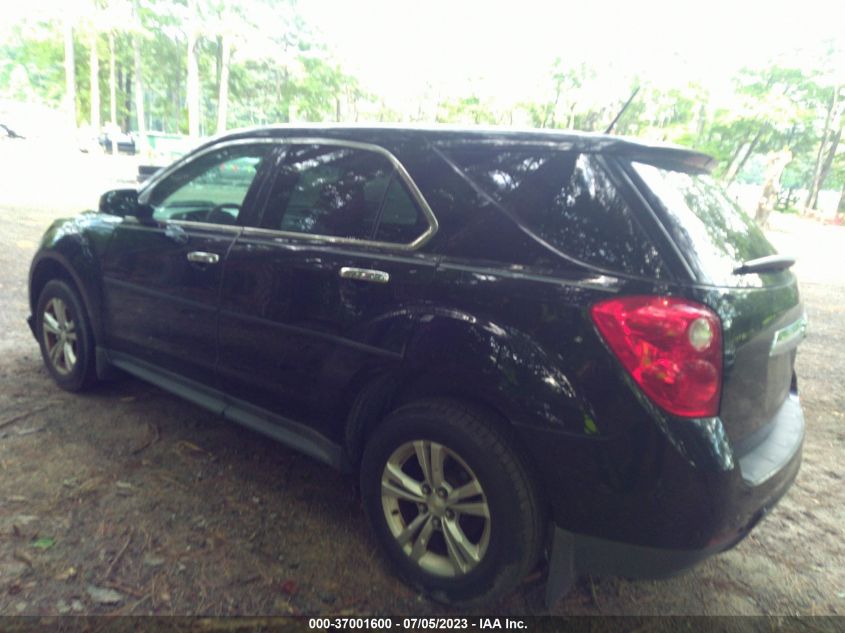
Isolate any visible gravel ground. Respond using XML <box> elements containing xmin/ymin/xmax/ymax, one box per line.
<box><xmin>0</xmin><ymin>140</ymin><xmax>843</xmax><ymax>617</ymax></box>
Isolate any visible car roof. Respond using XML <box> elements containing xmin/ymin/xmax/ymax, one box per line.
<box><xmin>199</xmin><ymin>123</ymin><xmax>717</xmax><ymax>173</ymax></box>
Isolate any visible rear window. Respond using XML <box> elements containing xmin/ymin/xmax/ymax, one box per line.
<box><xmin>632</xmin><ymin>162</ymin><xmax>777</xmax><ymax>285</ymax></box>
<box><xmin>443</xmin><ymin>146</ymin><xmax>667</xmax><ymax>278</ymax></box>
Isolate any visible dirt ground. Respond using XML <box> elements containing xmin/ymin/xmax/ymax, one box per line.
<box><xmin>0</xmin><ymin>139</ymin><xmax>844</xmax><ymax>617</ymax></box>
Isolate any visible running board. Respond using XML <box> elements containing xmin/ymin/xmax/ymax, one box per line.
<box><xmin>104</xmin><ymin>348</ymin><xmax>347</xmax><ymax>470</ymax></box>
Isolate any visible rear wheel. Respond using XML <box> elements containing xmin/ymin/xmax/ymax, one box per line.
<box><xmin>36</xmin><ymin>279</ymin><xmax>97</xmax><ymax>391</ymax></box>
<box><xmin>360</xmin><ymin>399</ymin><xmax>544</xmax><ymax>606</ymax></box>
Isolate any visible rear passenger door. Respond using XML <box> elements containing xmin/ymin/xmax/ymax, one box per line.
<box><xmin>217</xmin><ymin>141</ymin><xmax>438</xmax><ymax>440</ymax></box>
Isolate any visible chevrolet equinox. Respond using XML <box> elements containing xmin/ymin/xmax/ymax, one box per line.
<box><xmin>27</xmin><ymin>126</ymin><xmax>806</xmax><ymax>606</ymax></box>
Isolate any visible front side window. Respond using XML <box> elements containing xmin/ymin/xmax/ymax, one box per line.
<box><xmin>147</xmin><ymin>144</ymin><xmax>273</xmax><ymax>225</ymax></box>
<box><xmin>261</xmin><ymin>144</ymin><xmax>427</xmax><ymax>243</ymax></box>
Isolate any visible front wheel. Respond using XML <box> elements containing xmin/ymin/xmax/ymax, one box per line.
<box><xmin>360</xmin><ymin>399</ymin><xmax>545</xmax><ymax>606</ymax></box>
<box><xmin>36</xmin><ymin>279</ymin><xmax>97</xmax><ymax>392</ymax></box>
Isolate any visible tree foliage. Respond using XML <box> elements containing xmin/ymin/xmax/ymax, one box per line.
<box><xmin>0</xmin><ymin>3</ymin><xmax>842</xmax><ymax>209</ymax></box>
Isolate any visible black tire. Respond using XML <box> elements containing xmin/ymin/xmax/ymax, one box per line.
<box><xmin>35</xmin><ymin>279</ymin><xmax>97</xmax><ymax>392</ymax></box>
<box><xmin>360</xmin><ymin>398</ymin><xmax>545</xmax><ymax>606</ymax></box>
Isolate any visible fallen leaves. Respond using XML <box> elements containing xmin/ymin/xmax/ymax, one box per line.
<box><xmin>12</xmin><ymin>550</ymin><xmax>33</xmax><ymax>567</ymax></box>
<box><xmin>0</xmin><ymin>406</ymin><xmax>48</xmax><ymax>430</ymax></box>
<box><xmin>279</xmin><ymin>579</ymin><xmax>298</xmax><ymax>596</ymax></box>
<box><xmin>175</xmin><ymin>440</ymin><xmax>213</xmax><ymax>458</ymax></box>
<box><xmin>54</xmin><ymin>566</ymin><xmax>77</xmax><ymax>581</ymax></box>
<box><xmin>86</xmin><ymin>585</ymin><xmax>124</xmax><ymax>605</ymax></box>
<box><xmin>31</xmin><ymin>537</ymin><xmax>55</xmax><ymax>550</ymax></box>
<box><xmin>131</xmin><ymin>422</ymin><xmax>160</xmax><ymax>455</ymax></box>
<box><xmin>142</xmin><ymin>554</ymin><xmax>165</xmax><ymax>568</ymax></box>
<box><xmin>103</xmin><ymin>531</ymin><xmax>133</xmax><ymax>580</ymax></box>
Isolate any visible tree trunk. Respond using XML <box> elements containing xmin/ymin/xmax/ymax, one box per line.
<box><xmin>723</xmin><ymin>139</ymin><xmax>750</xmax><ymax>182</ymax></box>
<box><xmin>89</xmin><ymin>31</ymin><xmax>99</xmax><ymax>130</ymax></box>
<box><xmin>123</xmin><ymin>66</ymin><xmax>132</xmax><ymax>132</ymax></box>
<box><xmin>172</xmin><ymin>75</ymin><xmax>181</xmax><ymax>134</ymax></box>
<box><xmin>566</xmin><ymin>102</ymin><xmax>577</xmax><ymax>130</ymax></box>
<box><xmin>805</xmin><ymin>87</ymin><xmax>839</xmax><ymax>210</ymax></box>
<box><xmin>133</xmin><ymin>32</ymin><xmax>146</xmax><ymax>153</ymax></box>
<box><xmin>108</xmin><ymin>31</ymin><xmax>117</xmax><ymax>155</ymax></box>
<box><xmin>283</xmin><ymin>70</ymin><xmax>290</xmax><ymax>123</ymax></box>
<box><xmin>727</xmin><ymin>135</ymin><xmax>762</xmax><ymax>187</ymax></box>
<box><xmin>837</xmin><ymin>183</ymin><xmax>845</xmax><ymax>216</ymax></box>
<box><xmin>755</xmin><ymin>149</ymin><xmax>792</xmax><ymax>227</ymax></box>
<box><xmin>63</xmin><ymin>18</ymin><xmax>77</xmax><ymax>129</ymax></box>
<box><xmin>186</xmin><ymin>0</ymin><xmax>201</xmax><ymax>138</ymax></box>
<box><xmin>542</xmin><ymin>83</ymin><xmax>562</xmax><ymax>128</ymax></box>
<box><xmin>811</xmin><ymin>125</ymin><xmax>842</xmax><ymax>210</ymax></box>
<box><xmin>724</xmin><ymin>127</ymin><xmax>764</xmax><ymax>186</ymax></box>
<box><xmin>215</xmin><ymin>34</ymin><xmax>223</xmax><ymax>92</ymax></box>
<box><xmin>132</xmin><ymin>0</ymin><xmax>147</xmax><ymax>153</ymax></box>
<box><xmin>695</xmin><ymin>103</ymin><xmax>707</xmax><ymax>139</ymax></box>
<box><xmin>216</xmin><ymin>32</ymin><xmax>231</xmax><ymax>134</ymax></box>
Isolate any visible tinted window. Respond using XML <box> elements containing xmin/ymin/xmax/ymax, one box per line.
<box><xmin>374</xmin><ymin>176</ymin><xmax>429</xmax><ymax>243</ymax></box>
<box><xmin>632</xmin><ymin>162</ymin><xmax>776</xmax><ymax>285</ymax></box>
<box><xmin>444</xmin><ymin>147</ymin><xmax>666</xmax><ymax>277</ymax></box>
<box><xmin>260</xmin><ymin>145</ymin><xmax>375</xmax><ymax>239</ymax></box>
<box><xmin>148</xmin><ymin>144</ymin><xmax>272</xmax><ymax>225</ymax></box>
<box><xmin>262</xmin><ymin>144</ymin><xmax>428</xmax><ymax>244</ymax></box>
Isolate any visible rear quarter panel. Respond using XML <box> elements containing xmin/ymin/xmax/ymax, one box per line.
<box><xmin>402</xmin><ymin>262</ymin><xmax>735</xmax><ymax>548</ymax></box>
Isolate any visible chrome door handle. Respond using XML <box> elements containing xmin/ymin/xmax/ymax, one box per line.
<box><xmin>187</xmin><ymin>251</ymin><xmax>220</xmax><ymax>265</ymax></box>
<box><xmin>339</xmin><ymin>267</ymin><xmax>390</xmax><ymax>284</ymax></box>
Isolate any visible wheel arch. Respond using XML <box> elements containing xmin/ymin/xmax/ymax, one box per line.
<box><xmin>30</xmin><ymin>252</ymin><xmax>103</xmax><ymax>343</ymax></box>
<box><xmin>343</xmin><ymin>364</ymin><xmax>512</xmax><ymax>465</ymax></box>
<box><xmin>344</xmin><ymin>368</ymin><xmax>552</xmax><ymax>519</ymax></box>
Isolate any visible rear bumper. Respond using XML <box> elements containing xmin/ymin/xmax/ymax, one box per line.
<box><xmin>534</xmin><ymin>394</ymin><xmax>804</xmax><ymax>595</ymax></box>
<box><xmin>735</xmin><ymin>394</ymin><xmax>804</xmax><ymax>487</ymax></box>
<box><xmin>558</xmin><ymin>430</ymin><xmax>801</xmax><ymax>580</ymax></box>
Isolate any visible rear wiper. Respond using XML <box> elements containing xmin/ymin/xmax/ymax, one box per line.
<box><xmin>733</xmin><ymin>255</ymin><xmax>796</xmax><ymax>275</ymax></box>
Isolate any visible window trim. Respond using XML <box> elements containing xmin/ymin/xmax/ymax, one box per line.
<box><xmin>140</xmin><ymin>137</ymin><xmax>439</xmax><ymax>251</ymax></box>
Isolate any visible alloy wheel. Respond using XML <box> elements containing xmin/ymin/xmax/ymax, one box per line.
<box><xmin>380</xmin><ymin>440</ymin><xmax>491</xmax><ymax>577</ymax></box>
<box><xmin>42</xmin><ymin>297</ymin><xmax>78</xmax><ymax>375</ymax></box>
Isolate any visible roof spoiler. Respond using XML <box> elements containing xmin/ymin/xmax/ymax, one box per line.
<box><xmin>617</xmin><ymin>145</ymin><xmax>718</xmax><ymax>174</ymax></box>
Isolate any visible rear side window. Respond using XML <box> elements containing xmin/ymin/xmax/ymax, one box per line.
<box><xmin>261</xmin><ymin>144</ymin><xmax>427</xmax><ymax>244</ymax></box>
<box><xmin>632</xmin><ymin>162</ymin><xmax>776</xmax><ymax>285</ymax></box>
<box><xmin>374</xmin><ymin>177</ymin><xmax>430</xmax><ymax>243</ymax></box>
<box><xmin>443</xmin><ymin>147</ymin><xmax>666</xmax><ymax>277</ymax></box>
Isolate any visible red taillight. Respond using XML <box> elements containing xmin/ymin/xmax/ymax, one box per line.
<box><xmin>590</xmin><ymin>296</ymin><xmax>722</xmax><ymax>418</ymax></box>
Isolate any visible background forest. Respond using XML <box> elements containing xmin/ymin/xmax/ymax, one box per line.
<box><xmin>1</xmin><ymin>0</ymin><xmax>844</xmax><ymax>217</ymax></box>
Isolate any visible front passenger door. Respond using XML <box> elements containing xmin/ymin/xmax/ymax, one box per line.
<box><xmin>101</xmin><ymin>142</ymin><xmax>275</xmax><ymax>389</ymax></box>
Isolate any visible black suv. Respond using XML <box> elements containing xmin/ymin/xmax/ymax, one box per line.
<box><xmin>27</xmin><ymin>126</ymin><xmax>806</xmax><ymax>606</ymax></box>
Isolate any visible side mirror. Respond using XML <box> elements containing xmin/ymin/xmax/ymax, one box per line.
<box><xmin>98</xmin><ymin>189</ymin><xmax>154</xmax><ymax>222</ymax></box>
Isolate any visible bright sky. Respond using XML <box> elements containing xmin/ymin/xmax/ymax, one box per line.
<box><xmin>2</xmin><ymin>0</ymin><xmax>843</xmax><ymax>114</ymax></box>
<box><xmin>300</xmin><ymin>0</ymin><xmax>845</xmax><ymax>110</ymax></box>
